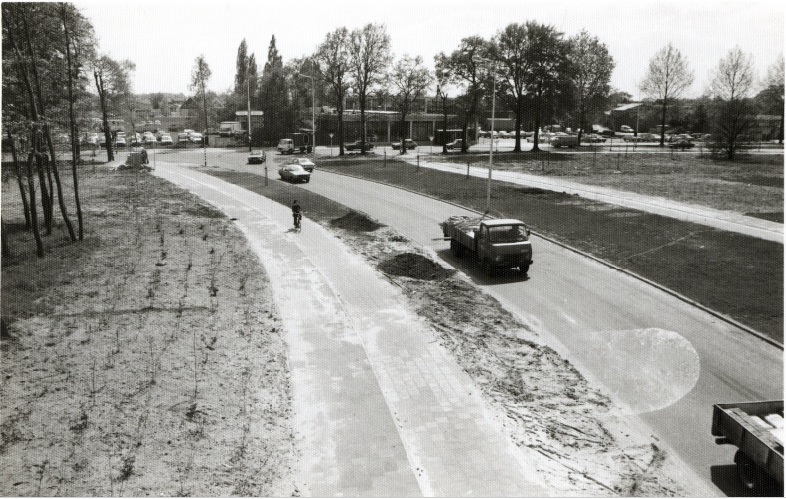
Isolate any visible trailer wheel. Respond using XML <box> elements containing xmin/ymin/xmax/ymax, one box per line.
<box><xmin>483</xmin><ymin>259</ymin><xmax>494</xmax><ymax>276</ymax></box>
<box><xmin>735</xmin><ymin>450</ymin><xmax>775</xmax><ymax>494</ymax></box>
<box><xmin>450</xmin><ymin>240</ymin><xmax>463</xmax><ymax>257</ymax></box>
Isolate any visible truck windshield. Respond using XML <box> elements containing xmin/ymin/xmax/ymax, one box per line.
<box><xmin>488</xmin><ymin>225</ymin><xmax>528</xmax><ymax>243</ymax></box>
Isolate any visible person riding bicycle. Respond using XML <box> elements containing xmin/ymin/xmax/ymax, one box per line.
<box><xmin>292</xmin><ymin>200</ymin><xmax>302</xmax><ymax>228</ymax></box>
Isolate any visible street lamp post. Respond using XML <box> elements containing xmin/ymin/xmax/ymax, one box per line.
<box><xmin>329</xmin><ymin>133</ymin><xmax>334</xmax><ymax>156</ymax></box>
<box><xmin>297</xmin><ymin>73</ymin><xmax>316</xmax><ymax>155</ymax></box>
<box><xmin>246</xmin><ymin>62</ymin><xmax>252</xmax><ymax>152</ymax></box>
<box><xmin>474</xmin><ymin>56</ymin><xmax>497</xmax><ymax>214</ymax></box>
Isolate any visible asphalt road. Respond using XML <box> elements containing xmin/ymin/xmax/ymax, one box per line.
<box><xmin>155</xmin><ymin>148</ymin><xmax>783</xmax><ymax>496</ymax></box>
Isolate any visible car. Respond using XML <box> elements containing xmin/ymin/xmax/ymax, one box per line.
<box><xmin>582</xmin><ymin>133</ymin><xmax>606</xmax><ymax>143</ymax></box>
<box><xmin>188</xmin><ymin>132</ymin><xmax>203</xmax><ymax>144</ymax></box>
<box><xmin>620</xmin><ymin>125</ymin><xmax>634</xmax><ymax>133</ymax></box>
<box><xmin>159</xmin><ymin>134</ymin><xmax>173</xmax><ymax>146</ymax></box>
<box><xmin>176</xmin><ymin>132</ymin><xmax>189</xmax><ymax>144</ymax></box>
<box><xmin>129</xmin><ymin>133</ymin><xmax>141</xmax><ymax>146</ymax></box>
<box><xmin>278</xmin><ymin>164</ymin><xmax>311</xmax><ymax>183</ymax></box>
<box><xmin>247</xmin><ymin>150</ymin><xmax>266</xmax><ymax>164</ymax></box>
<box><xmin>391</xmin><ymin>139</ymin><xmax>417</xmax><ymax>150</ymax></box>
<box><xmin>669</xmin><ymin>139</ymin><xmax>695</xmax><ymax>150</ymax></box>
<box><xmin>288</xmin><ymin>157</ymin><xmax>315</xmax><ymax>172</ymax></box>
<box><xmin>114</xmin><ymin>136</ymin><xmax>126</xmax><ymax>147</ymax></box>
<box><xmin>82</xmin><ymin>133</ymin><xmax>98</xmax><ymax>146</ymax></box>
<box><xmin>550</xmin><ymin>134</ymin><xmax>580</xmax><ymax>148</ymax></box>
<box><xmin>344</xmin><ymin>140</ymin><xmax>373</xmax><ymax>151</ymax></box>
<box><xmin>445</xmin><ymin>139</ymin><xmax>464</xmax><ymax>150</ymax></box>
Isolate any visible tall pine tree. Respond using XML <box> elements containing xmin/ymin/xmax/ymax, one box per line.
<box><xmin>258</xmin><ymin>35</ymin><xmax>292</xmax><ymax>142</ymax></box>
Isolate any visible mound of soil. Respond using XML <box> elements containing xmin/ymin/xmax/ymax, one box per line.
<box><xmin>330</xmin><ymin>210</ymin><xmax>383</xmax><ymax>232</ymax></box>
<box><xmin>378</xmin><ymin>252</ymin><xmax>456</xmax><ymax>280</ymax></box>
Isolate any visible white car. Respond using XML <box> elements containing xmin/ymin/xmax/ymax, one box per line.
<box><xmin>159</xmin><ymin>134</ymin><xmax>173</xmax><ymax>146</ymax></box>
<box><xmin>188</xmin><ymin>132</ymin><xmax>203</xmax><ymax>144</ymax></box>
<box><xmin>288</xmin><ymin>157</ymin><xmax>315</xmax><ymax>172</ymax></box>
<box><xmin>143</xmin><ymin>132</ymin><xmax>156</xmax><ymax>144</ymax></box>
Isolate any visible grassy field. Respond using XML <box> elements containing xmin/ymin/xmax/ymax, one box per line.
<box><xmin>315</xmin><ymin>152</ymin><xmax>784</xmax><ymax>342</ymax></box>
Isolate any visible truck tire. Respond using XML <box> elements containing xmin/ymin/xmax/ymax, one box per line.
<box><xmin>483</xmin><ymin>259</ymin><xmax>494</xmax><ymax>276</ymax></box>
<box><xmin>519</xmin><ymin>263</ymin><xmax>530</xmax><ymax>275</ymax></box>
<box><xmin>735</xmin><ymin>450</ymin><xmax>775</xmax><ymax>494</ymax></box>
<box><xmin>450</xmin><ymin>240</ymin><xmax>464</xmax><ymax>257</ymax></box>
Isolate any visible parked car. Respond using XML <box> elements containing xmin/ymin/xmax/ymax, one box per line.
<box><xmin>188</xmin><ymin>132</ymin><xmax>203</xmax><ymax>144</ymax></box>
<box><xmin>247</xmin><ymin>150</ymin><xmax>266</xmax><ymax>164</ymax></box>
<box><xmin>278</xmin><ymin>164</ymin><xmax>311</xmax><ymax>183</ymax></box>
<box><xmin>288</xmin><ymin>157</ymin><xmax>315</xmax><ymax>172</ymax></box>
<box><xmin>82</xmin><ymin>133</ymin><xmax>98</xmax><ymax>147</ymax></box>
<box><xmin>143</xmin><ymin>132</ymin><xmax>156</xmax><ymax>145</ymax></box>
<box><xmin>582</xmin><ymin>133</ymin><xmax>606</xmax><ymax>143</ymax></box>
<box><xmin>669</xmin><ymin>139</ymin><xmax>695</xmax><ymax>150</ymax></box>
<box><xmin>550</xmin><ymin>134</ymin><xmax>580</xmax><ymax>148</ymax></box>
<box><xmin>177</xmin><ymin>132</ymin><xmax>189</xmax><ymax>145</ymax></box>
<box><xmin>344</xmin><ymin>140</ymin><xmax>374</xmax><ymax>151</ymax></box>
<box><xmin>620</xmin><ymin>125</ymin><xmax>634</xmax><ymax>133</ymax></box>
<box><xmin>392</xmin><ymin>138</ymin><xmax>417</xmax><ymax>150</ymax></box>
<box><xmin>445</xmin><ymin>139</ymin><xmax>464</xmax><ymax>150</ymax></box>
<box><xmin>159</xmin><ymin>134</ymin><xmax>173</xmax><ymax>146</ymax></box>
<box><xmin>114</xmin><ymin>136</ymin><xmax>127</xmax><ymax>148</ymax></box>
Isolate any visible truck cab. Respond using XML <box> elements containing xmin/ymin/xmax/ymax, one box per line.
<box><xmin>473</xmin><ymin>219</ymin><xmax>532</xmax><ymax>274</ymax></box>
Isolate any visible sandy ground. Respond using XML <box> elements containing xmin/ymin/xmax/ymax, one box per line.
<box><xmin>2</xmin><ymin>164</ymin><xmax>700</xmax><ymax>496</ymax></box>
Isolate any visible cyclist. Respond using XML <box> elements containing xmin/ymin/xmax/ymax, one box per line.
<box><xmin>292</xmin><ymin>200</ymin><xmax>302</xmax><ymax>230</ymax></box>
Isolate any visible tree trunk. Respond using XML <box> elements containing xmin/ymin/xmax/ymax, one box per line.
<box><xmin>95</xmin><ymin>70</ymin><xmax>114</xmax><ymax>162</ymax></box>
<box><xmin>531</xmin><ymin>89</ymin><xmax>543</xmax><ymax>153</ymax></box>
<box><xmin>1</xmin><ymin>219</ymin><xmax>11</xmax><ymax>260</ymax></box>
<box><xmin>659</xmin><ymin>100</ymin><xmax>667</xmax><ymax>147</ymax></box>
<box><xmin>360</xmin><ymin>95</ymin><xmax>367</xmax><ymax>154</ymax></box>
<box><xmin>337</xmin><ymin>99</ymin><xmax>345</xmax><ymax>156</ymax></box>
<box><xmin>7</xmin><ymin>130</ymin><xmax>31</xmax><ymax>229</ymax></box>
<box><xmin>62</xmin><ymin>4</ymin><xmax>84</xmax><ymax>240</ymax></box>
<box><xmin>513</xmin><ymin>95</ymin><xmax>523</xmax><ymax>153</ymax></box>
<box><xmin>441</xmin><ymin>96</ymin><xmax>448</xmax><ymax>154</ymax></box>
<box><xmin>25</xmin><ymin>151</ymin><xmax>44</xmax><ymax>257</ymax></box>
<box><xmin>44</xmin><ymin>124</ymin><xmax>76</xmax><ymax>242</ymax></box>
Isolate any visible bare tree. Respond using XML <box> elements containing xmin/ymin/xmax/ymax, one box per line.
<box><xmin>568</xmin><ymin>30</ymin><xmax>614</xmax><ymax>142</ymax></box>
<box><xmin>349</xmin><ymin>23</ymin><xmax>392</xmax><ymax>154</ymax></box>
<box><xmin>389</xmin><ymin>55</ymin><xmax>431</xmax><ymax>154</ymax></box>
<box><xmin>190</xmin><ymin>55</ymin><xmax>212</xmax><ymax>134</ymax></box>
<box><xmin>93</xmin><ymin>56</ymin><xmax>135</xmax><ymax>162</ymax></box>
<box><xmin>639</xmin><ymin>43</ymin><xmax>694</xmax><ymax>146</ymax></box>
<box><xmin>315</xmin><ymin>27</ymin><xmax>351</xmax><ymax>156</ymax></box>
<box><xmin>708</xmin><ymin>46</ymin><xmax>756</xmax><ymax>160</ymax></box>
<box><xmin>760</xmin><ymin>54</ymin><xmax>784</xmax><ymax>144</ymax></box>
<box><xmin>493</xmin><ymin>23</ymin><xmax>534</xmax><ymax>152</ymax></box>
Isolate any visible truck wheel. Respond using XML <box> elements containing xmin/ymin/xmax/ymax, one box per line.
<box><xmin>735</xmin><ymin>450</ymin><xmax>773</xmax><ymax>494</ymax></box>
<box><xmin>519</xmin><ymin>264</ymin><xmax>530</xmax><ymax>275</ymax></box>
<box><xmin>483</xmin><ymin>259</ymin><xmax>494</xmax><ymax>276</ymax></box>
<box><xmin>450</xmin><ymin>240</ymin><xmax>463</xmax><ymax>257</ymax></box>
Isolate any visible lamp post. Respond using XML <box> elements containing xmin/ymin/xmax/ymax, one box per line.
<box><xmin>246</xmin><ymin>62</ymin><xmax>252</xmax><ymax>152</ymax></box>
<box><xmin>474</xmin><ymin>56</ymin><xmax>497</xmax><ymax>214</ymax></box>
<box><xmin>297</xmin><ymin>73</ymin><xmax>316</xmax><ymax>155</ymax></box>
<box><xmin>329</xmin><ymin>133</ymin><xmax>334</xmax><ymax>156</ymax></box>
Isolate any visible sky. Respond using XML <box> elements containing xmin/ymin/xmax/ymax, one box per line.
<box><xmin>77</xmin><ymin>0</ymin><xmax>784</xmax><ymax>99</ymax></box>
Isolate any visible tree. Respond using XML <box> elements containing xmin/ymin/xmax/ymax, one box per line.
<box><xmin>92</xmin><ymin>55</ymin><xmax>134</xmax><ymax>161</ymax></box>
<box><xmin>639</xmin><ymin>43</ymin><xmax>694</xmax><ymax>146</ymax></box>
<box><xmin>435</xmin><ymin>36</ymin><xmax>489</xmax><ymax>153</ymax></box>
<box><xmin>522</xmin><ymin>23</ymin><xmax>571</xmax><ymax>152</ymax></box>
<box><xmin>708</xmin><ymin>46</ymin><xmax>756</xmax><ymax>159</ymax></box>
<box><xmin>258</xmin><ymin>35</ymin><xmax>292</xmax><ymax>144</ymax></box>
<box><xmin>493</xmin><ymin>23</ymin><xmax>536</xmax><ymax>152</ymax></box>
<box><xmin>568</xmin><ymin>30</ymin><xmax>614</xmax><ymax>142</ymax></box>
<box><xmin>189</xmin><ymin>55</ymin><xmax>211</xmax><ymax>159</ymax></box>
<box><xmin>389</xmin><ymin>55</ymin><xmax>431</xmax><ymax>154</ymax></box>
<box><xmin>315</xmin><ymin>27</ymin><xmax>351</xmax><ymax>155</ymax></box>
<box><xmin>349</xmin><ymin>23</ymin><xmax>392</xmax><ymax>154</ymax></box>
<box><xmin>433</xmin><ymin>60</ymin><xmax>451</xmax><ymax>154</ymax></box>
<box><xmin>60</xmin><ymin>1</ymin><xmax>96</xmax><ymax>240</ymax></box>
<box><xmin>759</xmin><ymin>54</ymin><xmax>784</xmax><ymax>144</ymax></box>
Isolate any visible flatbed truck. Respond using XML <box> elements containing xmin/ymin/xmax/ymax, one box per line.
<box><xmin>441</xmin><ymin>215</ymin><xmax>533</xmax><ymax>275</ymax></box>
<box><xmin>711</xmin><ymin>400</ymin><xmax>784</xmax><ymax>494</ymax></box>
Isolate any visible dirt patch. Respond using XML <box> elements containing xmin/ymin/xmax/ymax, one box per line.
<box><xmin>330</xmin><ymin>210</ymin><xmax>383</xmax><ymax>232</ymax></box>
<box><xmin>1</xmin><ymin>167</ymin><xmax>295</xmax><ymax>496</ymax></box>
<box><xmin>378</xmin><ymin>252</ymin><xmax>456</xmax><ymax>280</ymax></box>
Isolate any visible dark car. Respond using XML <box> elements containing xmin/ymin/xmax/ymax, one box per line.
<box><xmin>392</xmin><ymin>139</ymin><xmax>417</xmax><ymax>150</ymax></box>
<box><xmin>445</xmin><ymin>139</ymin><xmax>464</xmax><ymax>150</ymax></box>
<box><xmin>669</xmin><ymin>139</ymin><xmax>695</xmax><ymax>150</ymax></box>
<box><xmin>278</xmin><ymin>164</ymin><xmax>311</xmax><ymax>183</ymax></box>
<box><xmin>344</xmin><ymin>140</ymin><xmax>373</xmax><ymax>151</ymax></box>
<box><xmin>247</xmin><ymin>150</ymin><xmax>267</xmax><ymax>164</ymax></box>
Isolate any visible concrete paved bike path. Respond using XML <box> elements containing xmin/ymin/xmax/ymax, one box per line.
<box><xmin>154</xmin><ymin>164</ymin><xmax>550</xmax><ymax>497</ymax></box>
<box><xmin>401</xmin><ymin>157</ymin><xmax>783</xmax><ymax>243</ymax></box>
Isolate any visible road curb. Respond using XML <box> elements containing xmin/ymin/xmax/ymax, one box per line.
<box><xmin>323</xmin><ymin>167</ymin><xmax>783</xmax><ymax>351</ymax></box>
